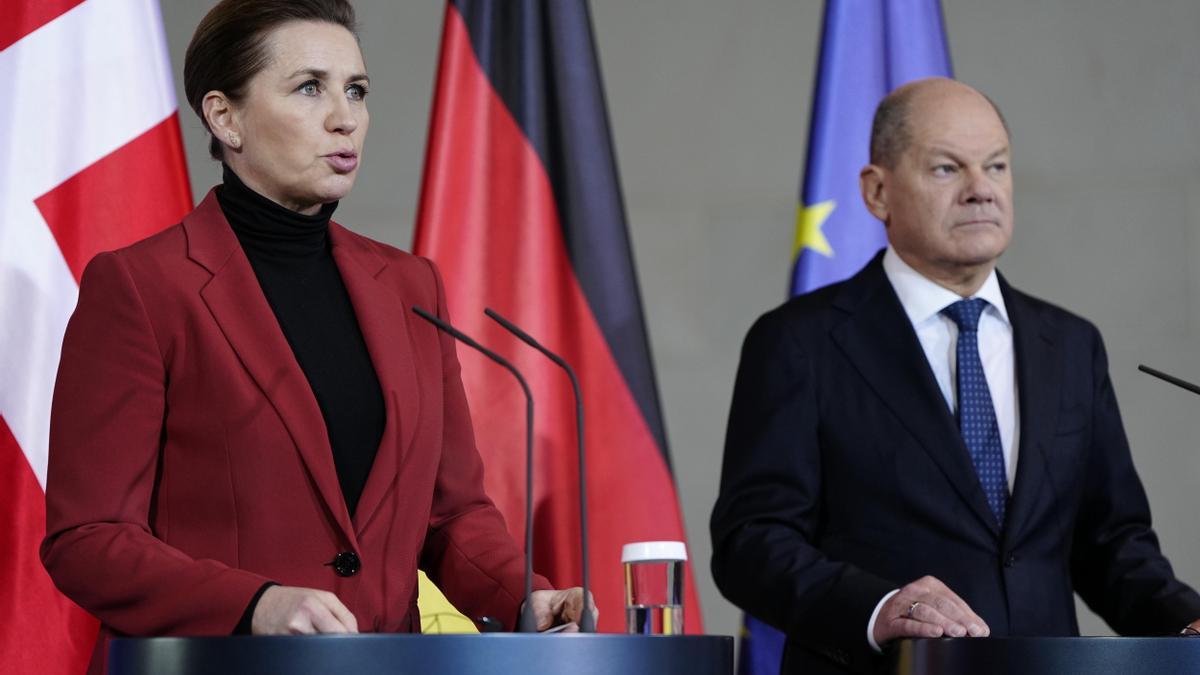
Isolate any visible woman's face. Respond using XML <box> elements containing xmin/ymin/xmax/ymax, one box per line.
<box><xmin>225</xmin><ymin>20</ymin><xmax>369</xmax><ymax>214</ymax></box>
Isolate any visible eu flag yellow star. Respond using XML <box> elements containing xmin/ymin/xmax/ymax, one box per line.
<box><xmin>793</xmin><ymin>200</ymin><xmax>835</xmax><ymax>259</ymax></box>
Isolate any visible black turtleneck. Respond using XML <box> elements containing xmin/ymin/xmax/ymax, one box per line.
<box><xmin>216</xmin><ymin>165</ymin><xmax>385</xmax><ymax>519</ymax></box>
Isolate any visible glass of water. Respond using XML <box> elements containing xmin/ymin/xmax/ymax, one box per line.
<box><xmin>622</xmin><ymin>541</ymin><xmax>686</xmax><ymax>635</ymax></box>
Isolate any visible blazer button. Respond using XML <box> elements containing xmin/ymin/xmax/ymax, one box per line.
<box><xmin>332</xmin><ymin>551</ymin><xmax>361</xmax><ymax>577</ymax></box>
<box><xmin>1004</xmin><ymin>553</ymin><xmax>1018</xmax><ymax>568</ymax></box>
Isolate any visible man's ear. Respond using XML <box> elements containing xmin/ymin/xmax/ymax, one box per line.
<box><xmin>860</xmin><ymin>164</ymin><xmax>889</xmax><ymax>224</ymax></box>
<box><xmin>202</xmin><ymin>91</ymin><xmax>241</xmax><ymax>151</ymax></box>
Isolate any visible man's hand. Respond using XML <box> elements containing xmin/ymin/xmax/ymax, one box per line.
<box><xmin>251</xmin><ymin>585</ymin><xmax>359</xmax><ymax>635</ymax></box>
<box><xmin>873</xmin><ymin>576</ymin><xmax>989</xmax><ymax>646</ymax></box>
<box><xmin>528</xmin><ymin>587</ymin><xmax>599</xmax><ymax>632</ymax></box>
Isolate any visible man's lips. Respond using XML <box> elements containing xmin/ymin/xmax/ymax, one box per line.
<box><xmin>324</xmin><ymin>151</ymin><xmax>359</xmax><ymax>173</ymax></box>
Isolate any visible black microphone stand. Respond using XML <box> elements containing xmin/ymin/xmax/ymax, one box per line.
<box><xmin>412</xmin><ymin>305</ymin><xmax>539</xmax><ymax>633</ymax></box>
<box><xmin>1139</xmin><ymin>364</ymin><xmax>1200</xmax><ymax>396</ymax></box>
<box><xmin>485</xmin><ymin>307</ymin><xmax>595</xmax><ymax>632</ymax></box>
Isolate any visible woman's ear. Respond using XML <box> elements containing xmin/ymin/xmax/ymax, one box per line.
<box><xmin>202</xmin><ymin>91</ymin><xmax>241</xmax><ymax>151</ymax></box>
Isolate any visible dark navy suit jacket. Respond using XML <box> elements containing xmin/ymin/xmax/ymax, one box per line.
<box><xmin>711</xmin><ymin>253</ymin><xmax>1200</xmax><ymax>674</ymax></box>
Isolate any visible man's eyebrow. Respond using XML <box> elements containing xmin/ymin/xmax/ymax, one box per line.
<box><xmin>925</xmin><ymin>146</ymin><xmax>1010</xmax><ymax>161</ymax></box>
<box><xmin>985</xmin><ymin>147</ymin><xmax>1010</xmax><ymax>161</ymax></box>
<box><xmin>925</xmin><ymin>146</ymin><xmax>965</xmax><ymax>161</ymax></box>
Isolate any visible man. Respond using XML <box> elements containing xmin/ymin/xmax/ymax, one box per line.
<box><xmin>710</xmin><ymin>78</ymin><xmax>1200</xmax><ymax>675</ymax></box>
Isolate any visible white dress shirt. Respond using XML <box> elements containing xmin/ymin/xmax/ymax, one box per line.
<box><xmin>865</xmin><ymin>246</ymin><xmax>1020</xmax><ymax>651</ymax></box>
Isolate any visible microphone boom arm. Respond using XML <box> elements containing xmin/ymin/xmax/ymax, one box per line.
<box><xmin>412</xmin><ymin>305</ymin><xmax>539</xmax><ymax>633</ymax></box>
<box><xmin>1138</xmin><ymin>364</ymin><xmax>1200</xmax><ymax>397</ymax></box>
<box><xmin>485</xmin><ymin>307</ymin><xmax>595</xmax><ymax>633</ymax></box>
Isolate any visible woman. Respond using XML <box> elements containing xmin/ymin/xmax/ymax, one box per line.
<box><xmin>40</xmin><ymin>1</ymin><xmax>590</xmax><ymax>671</ymax></box>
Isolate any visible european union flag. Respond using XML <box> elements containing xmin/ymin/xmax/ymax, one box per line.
<box><xmin>790</xmin><ymin>0</ymin><xmax>953</xmax><ymax>296</ymax></box>
<box><xmin>742</xmin><ymin>1</ymin><xmax>952</xmax><ymax>673</ymax></box>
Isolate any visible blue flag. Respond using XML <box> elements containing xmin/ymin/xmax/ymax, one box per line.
<box><xmin>741</xmin><ymin>1</ymin><xmax>952</xmax><ymax>673</ymax></box>
<box><xmin>790</xmin><ymin>0</ymin><xmax>953</xmax><ymax>295</ymax></box>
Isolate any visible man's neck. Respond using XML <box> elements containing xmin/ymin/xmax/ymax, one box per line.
<box><xmin>894</xmin><ymin>251</ymin><xmax>995</xmax><ymax>298</ymax></box>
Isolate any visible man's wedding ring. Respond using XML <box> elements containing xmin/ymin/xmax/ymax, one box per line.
<box><xmin>907</xmin><ymin>600</ymin><xmax>922</xmax><ymax>619</ymax></box>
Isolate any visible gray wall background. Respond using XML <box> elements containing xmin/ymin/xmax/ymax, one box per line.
<box><xmin>161</xmin><ymin>1</ymin><xmax>1200</xmax><ymax>641</ymax></box>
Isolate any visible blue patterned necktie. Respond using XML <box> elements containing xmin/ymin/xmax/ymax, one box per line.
<box><xmin>941</xmin><ymin>298</ymin><xmax>1008</xmax><ymax>526</ymax></box>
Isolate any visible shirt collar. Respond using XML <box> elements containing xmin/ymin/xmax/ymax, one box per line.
<box><xmin>881</xmin><ymin>245</ymin><xmax>1010</xmax><ymax>327</ymax></box>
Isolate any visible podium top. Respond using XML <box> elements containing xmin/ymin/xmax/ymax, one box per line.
<box><xmin>109</xmin><ymin>633</ymin><xmax>734</xmax><ymax>675</ymax></box>
<box><xmin>896</xmin><ymin>637</ymin><xmax>1200</xmax><ymax>675</ymax></box>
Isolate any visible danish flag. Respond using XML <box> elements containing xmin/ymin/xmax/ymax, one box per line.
<box><xmin>1</xmin><ymin>1</ymin><xmax>192</xmax><ymax>671</ymax></box>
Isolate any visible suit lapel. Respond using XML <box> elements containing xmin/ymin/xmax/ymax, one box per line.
<box><xmin>329</xmin><ymin>224</ymin><xmax>422</xmax><ymax>532</ymax></box>
<box><xmin>185</xmin><ymin>191</ymin><xmax>357</xmax><ymax>544</ymax></box>
<box><xmin>830</xmin><ymin>256</ymin><xmax>1001</xmax><ymax>537</ymax></box>
<box><xmin>1000</xmin><ymin>277</ymin><xmax>1059</xmax><ymax>547</ymax></box>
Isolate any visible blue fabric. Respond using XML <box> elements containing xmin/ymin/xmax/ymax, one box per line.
<box><xmin>738</xmin><ymin>615</ymin><xmax>787</xmax><ymax>675</ymax></box>
<box><xmin>790</xmin><ymin>0</ymin><xmax>953</xmax><ymax>295</ymax></box>
<box><xmin>941</xmin><ymin>298</ymin><xmax>1008</xmax><ymax>526</ymax></box>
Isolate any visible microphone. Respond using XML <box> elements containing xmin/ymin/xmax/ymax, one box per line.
<box><xmin>485</xmin><ymin>308</ymin><xmax>595</xmax><ymax>633</ymax></box>
<box><xmin>411</xmin><ymin>305</ymin><xmax>538</xmax><ymax>633</ymax></box>
<box><xmin>1138</xmin><ymin>364</ymin><xmax>1200</xmax><ymax>396</ymax></box>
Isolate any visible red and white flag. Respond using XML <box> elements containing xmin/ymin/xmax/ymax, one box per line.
<box><xmin>1</xmin><ymin>1</ymin><xmax>192</xmax><ymax>671</ymax></box>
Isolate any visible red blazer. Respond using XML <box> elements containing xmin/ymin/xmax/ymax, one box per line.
<box><xmin>42</xmin><ymin>191</ymin><xmax>547</xmax><ymax>673</ymax></box>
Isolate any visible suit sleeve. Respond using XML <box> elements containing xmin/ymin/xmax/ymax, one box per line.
<box><xmin>40</xmin><ymin>252</ymin><xmax>270</xmax><ymax>636</ymax></box>
<box><xmin>1070</xmin><ymin>327</ymin><xmax>1200</xmax><ymax>634</ymax></box>
<box><xmin>416</xmin><ymin>258</ymin><xmax>552</xmax><ymax>629</ymax></box>
<box><xmin>711</xmin><ymin>309</ymin><xmax>895</xmax><ymax>672</ymax></box>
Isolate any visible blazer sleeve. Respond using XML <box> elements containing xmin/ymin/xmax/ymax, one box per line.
<box><xmin>710</xmin><ymin>308</ymin><xmax>895</xmax><ymax>672</ymax></box>
<box><xmin>1069</xmin><ymin>326</ymin><xmax>1200</xmax><ymax>633</ymax></box>
<box><xmin>416</xmin><ymin>258</ymin><xmax>552</xmax><ymax>630</ymax></box>
<box><xmin>40</xmin><ymin>252</ymin><xmax>270</xmax><ymax>636</ymax></box>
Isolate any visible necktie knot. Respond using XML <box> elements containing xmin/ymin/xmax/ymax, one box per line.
<box><xmin>941</xmin><ymin>297</ymin><xmax>988</xmax><ymax>333</ymax></box>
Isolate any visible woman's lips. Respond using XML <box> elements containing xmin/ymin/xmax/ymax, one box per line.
<box><xmin>325</xmin><ymin>152</ymin><xmax>359</xmax><ymax>173</ymax></box>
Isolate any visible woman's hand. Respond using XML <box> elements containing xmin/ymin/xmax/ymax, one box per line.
<box><xmin>528</xmin><ymin>587</ymin><xmax>599</xmax><ymax>632</ymax></box>
<box><xmin>251</xmin><ymin>585</ymin><xmax>359</xmax><ymax>635</ymax></box>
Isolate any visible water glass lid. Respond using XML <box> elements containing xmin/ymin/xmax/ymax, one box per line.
<box><xmin>621</xmin><ymin>541</ymin><xmax>687</xmax><ymax>563</ymax></box>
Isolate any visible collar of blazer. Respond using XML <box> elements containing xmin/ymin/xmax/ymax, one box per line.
<box><xmin>828</xmin><ymin>251</ymin><xmax>1062</xmax><ymax>544</ymax></box>
<box><xmin>182</xmin><ymin>189</ymin><xmax>422</xmax><ymax>542</ymax></box>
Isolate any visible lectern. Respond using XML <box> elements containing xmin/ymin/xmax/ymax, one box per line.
<box><xmin>109</xmin><ymin>634</ymin><xmax>734</xmax><ymax>675</ymax></box>
<box><xmin>894</xmin><ymin>637</ymin><xmax>1200</xmax><ymax>675</ymax></box>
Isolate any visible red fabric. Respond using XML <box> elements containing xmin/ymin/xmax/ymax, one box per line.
<box><xmin>42</xmin><ymin>193</ymin><xmax>549</xmax><ymax>674</ymax></box>
<box><xmin>0</xmin><ymin>417</ymin><xmax>95</xmax><ymax>675</ymax></box>
<box><xmin>4</xmin><ymin>4</ymin><xmax>193</xmax><ymax>673</ymax></box>
<box><xmin>0</xmin><ymin>0</ymin><xmax>84</xmax><ymax>51</ymax></box>
<box><xmin>38</xmin><ymin>114</ymin><xmax>193</xmax><ymax>282</ymax></box>
<box><xmin>414</xmin><ymin>4</ymin><xmax>703</xmax><ymax>633</ymax></box>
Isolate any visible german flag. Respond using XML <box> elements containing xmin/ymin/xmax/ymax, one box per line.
<box><xmin>414</xmin><ymin>0</ymin><xmax>701</xmax><ymax>633</ymax></box>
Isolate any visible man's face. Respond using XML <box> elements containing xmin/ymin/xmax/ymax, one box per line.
<box><xmin>868</xmin><ymin>83</ymin><xmax>1013</xmax><ymax>280</ymax></box>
